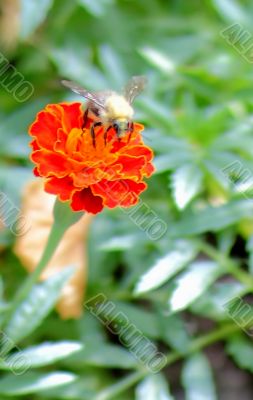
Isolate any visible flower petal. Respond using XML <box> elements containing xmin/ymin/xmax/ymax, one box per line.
<box><xmin>111</xmin><ymin>154</ymin><xmax>148</xmax><ymax>180</ymax></box>
<box><xmin>92</xmin><ymin>179</ymin><xmax>147</xmax><ymax>208</ymax></box>
<box><xmin>44</xmin><ymin>176</ymin><xmax>75</xmax><ymax>201</ymax></box>
<box><xmin>71</xmin><ymin>188</ymin><xmax>104</xmax><ymax>214</ymax></box>
<box><xmin>56</xmin><ymin>103</ymin><xmax>83</xmax><ymax>132</ymax></box>
<box><xmin>31</xmin><ymin>150</ymin><xmax>72</xmax><ymax>177</ymax></box>
<box><xmin>29</xmin><ymin>110</ymin><xmax>62</xmax><ymax>150</ymax></box>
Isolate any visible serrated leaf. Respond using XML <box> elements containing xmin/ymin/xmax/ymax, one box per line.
<box><xmin>168</xmin><ymin>261</ymin><xmax>221</xmax><ymax>313</ymax></box>
<box><xmin>171</xmin><ymin>164</ymin><xmax>203</xmax><ymax>209</ymax></box>
<box><xmin>78</xmin><ymin>0</ymin><xmax>114</xmax><ymax>17</ymax></box>
<box><xmin>0</xmin><ymin>341</ymin><xmax>83</xmax><ymax>371</ymax></box>
<box><xmin>140</xmin><ymin>47</ymin><xmax>176</xmax><ymax>74</ymax></box>
<box><xmin>182</xmin><ymin>353</ymin><xmax>217</xmax><ymax>400</ymax></box>
<box><xmin>4</xmin><ymin>267</ymin><xmax>74</xmax><ymax>344</ymax></box>
<box><xmin>154</xmin><ymin>153</ymin><xmax>192</xmax><ymax>174</ymax></box>
<box><xmin>226</xmin><ymin>335</ymin><xmax>253</xmax><ymax>373</ymax></box>
<box><xmin>0</xmin><ymin>371</ymin><xmax>76</xmax><ymax>396</ymax></box>
<box><xmin>110</xmin><ymin>301</ymin><xmax>159</xmax><ymax>338</ymax></box>
<box><xmin>211</xmin><ymin>0</ymin><xmax>248</xmax><ymax>25</ymax></box>
<box><xmin>20</xmin><ymin>0</ymin><xmax>53</xmax><ymax>39</ymax></box>
<box><xmin>99</xmin><ymin>234</ymin><xmax>137</xmax><ymax>251</ymax></box>
<box><xmin>157</xmin><ymin>314</ymin><xmax>191</xmax><ymax>353</ymax></box>
<box><xmin>191</xmin><ymin>282</ymin><xmax>244</xmax><ymax>321</ymax></box>
<box><xmin>66</xmin><ymin>343</ymin><xmax>137</xmax><ymax>369</ymax></box>
<box><xmin>203</xmin><ymin>159</ymin><xmax>231</xmax><ymax>191</ymax></box>
<box><xmin>134</xmin><ymin>240</ymin><xmax>198</xmax><ymax>294</ymax></box>
<box><xmin>136</xmin><ymin>374</ymin><xmax>174</xmax><ymax>400</ymax></box>
<box><xmin>39</xmin><ymin>377</ymin><xmax>97</xmax><ymax>400</ymax></box>
<box><xmin>99</xmin><ymin>45</ymin><xmax>127</xmax><ymax>87</ymax></box>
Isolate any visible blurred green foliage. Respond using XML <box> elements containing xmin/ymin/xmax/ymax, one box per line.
<box><xmin>2</xmin><ymin>0</ymin><xmax>253</xmax><ymax>398</ymax></box>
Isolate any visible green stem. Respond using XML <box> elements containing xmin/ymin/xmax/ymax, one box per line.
<box><xmin>8</xmin><ymin>223</ymin><xmax>65</xmax><ymax>316</ymax></box>
<box><xmin>4</xmin><ymin>200</ymin><xmax>83</xmax><ymax>325</ymax></box>
<box><xmin>95</xmin><ymin>370</ymin><xmax>147</xmax><ymax>400</ymax></box>
<box><xmin>199</xmin><ymin>242</ymin><xmax>253</xmax><ymax>289</ymax></box>
<box><xmin>95</xmin><ymin>323</ymin><xmax>239</xmax><ymax>400</ymax></box>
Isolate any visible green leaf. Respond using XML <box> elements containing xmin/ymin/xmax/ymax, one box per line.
<box><xmin>66</xmin><ymin>343</ymin><xmax>137</xmax><ymax>369</ymax></box>
<box><xmin>0</xmin><ymin>99</ymin><xmax>49</xmax><ymax>158</ymax></box>
<box><xmin>190</xmin><ymin>282</ymin><xmax>244</xmax><ymax>321</ymax></box>
<box><xmin>98</xmin><ymin>234</ymin><xmax>138</xmax><ymax>251</ymax></box>
<box><xmin>115</xmin><ymin>301</ymin><xmax>162</xmax><ymax>338</ymax></box>
<box><xmin>139</xmin><ymin>47</ymin><xmax>176</xmax><ymax>74</ymax></box>
<box><xmin>226</xmin><ymin>334</ymin><xmax>253</xmax><ymax>373</ymax></box>
<box><xmin>223</xmin><ymin>296</ymin><xmax>253</xmax><ymax>332</ymax></box>
<box><xmin>78</xmin><ymin>0</ymin><xmax>114</xmax><ymax>17</ymax></box>
<box><xmin>217</xmin><ymin>228</ymin><xmax>236</xmax><ymax>255</ymax></box>
<box><xmin>50</xmin><ymin>46</ymin><xmax>107</xmax><ymax>90</ymax></box>
<box><xmin>171</xmin><ymin>164</ymin><xmax>203</xmax><ymax>209</ymax></box>
<box><xmin>203</xmin><ymin>159</ymin><xmax>231</xmax><ymax>191</ymax></box>
<box><xmin>0</xmin><ymin>371</ymin><xmax>77</xmax><ymax>396</ymax></box>
<box><xmin>136</xmin><ymin>374</ymin><xmax>174</xmax><ymax>400</ymax></box>
<box><xmin>154</xmin><ymin>153</ymin><xmax>192</xmax><ymax>174</ymax></box>
<box><xmin>41</xmin><ymin>371</ymin><xmax>105</xmax><ymax>399</ymax></box>
<box><xmin>168</xmin><ymin>261</ymin><xmax>221</xmax><ymax>313</ymax></box>
<box><xmin>137</xmin><ymin>98</ymin><xmax>175</xmax><ymax>130</ymax></box>
<box><xmin>134</xmin><ymin>240</ymin><xmax>198</xmax><ymax>294</ymax></box>
<box><xmin>95</xmin><ymin>300</ymin><xmax>160</xmax><ymax>339</ymax></box>
<box><xmin>211</xmin><ymin>0</ymin><xmax>249</xmax><ymax>25</ymax></box>
<box><xmin>170</xmin><ymin>200</ymin><xmax>253</xmax><ymax>237</ymax></box>
<box><xmin>0</xmin><ymin>166</ymin><xmax>31</xmax><ymax>207</ymax></box>
<box><xmin>39</xmin><ymin>377</ymin><xmax>97</xmax><ymax>400</ymax></box>
<box><xmin>0</xmin><ymin>341</ymin><xmax>83</xmax><ymax>371</ymax></box>
<box><xmin>20</xmin><ymin>0</ymin><xmax>54</xmax><ymax>39</ymax></box>
<box><xmin>99</xmin><ymin>45</ymin><xmax>127</xmax><ymax>87</ymax></box>
<box><xmin>157</xmin><ymin>314</ymin><xmax>192</xmax><ymax>353</ymax></box>
<box><xmin>4</xmin><ymin>267</ymin><xmax>74</xmax><ymax>344</ymax></box>
<box><xmin>246</xmin><ymin>234</ymin><xmax>253</xmax><ymax>274</ymax></box>
<box><xmin>140</xmin><ymin>35</ymin><xmax>205</xmax><ymax>69</ymax></box>
<box><xmin>182</xmin><ymin>353</ymin><xmax>217</xmax><ymax>400</ymax></box>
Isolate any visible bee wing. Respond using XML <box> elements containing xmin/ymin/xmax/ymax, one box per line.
<box><xmin>123</xmin><ymin>75</ymin><xmax>147</xmax><ymax>104</ymax></box>
<box><xmin>61</xmin><ymin>80</ymin><xmax>106</xmax><ymax>109</ymax></box>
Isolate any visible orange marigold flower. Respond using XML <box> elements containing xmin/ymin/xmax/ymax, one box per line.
<box><xmin>29</xmin><ymin>102</ymin><xmax>155</xmax><ymax>214</ymax></box>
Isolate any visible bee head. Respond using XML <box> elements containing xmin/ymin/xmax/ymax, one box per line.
<box><xmin>112</xmin><ymin>119</ymin><xmax>131</xmax><ymax>138</ymax></box>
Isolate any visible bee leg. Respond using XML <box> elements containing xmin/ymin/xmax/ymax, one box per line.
<box><xmin>82</xmin><ymin>108</ymin><xmax>89</xmax><ymax>130</ymax></box>
<box><xmin>91</xmin><ymin>122</ymin><xmax>102</xmax><ymax>147</ymax></box>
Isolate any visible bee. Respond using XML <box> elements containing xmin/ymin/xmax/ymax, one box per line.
<box><xmin>61</xmin><ymin>76</ymin><xmax>147</xmax><ymax>146</ymax></box>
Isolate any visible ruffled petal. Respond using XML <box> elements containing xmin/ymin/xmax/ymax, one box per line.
<box><xmin>44</xmin><ymin>176</ymin><xmax>75</xmax><ymax>201</ymax></box>
<box><xmin>29</xmin><ymin>110</ymin><xmax>62</xmax><ymax>150</ymax></box>
<box><xmin>31</xmin><ymin>150</ymin><xmax>72</xmax><ymax>177</ymax></box>
<box><xmin>91</xmin><ymin>179</ymin><xmax>147</xmax><ymax>208</ymax></box>
<box><xmin>111</xmin><ymin>154</ymin><xmax>148</xmax><ymax>180</ymax></box>
<box><xmin>71</xmin><ymin>188</ymin><xmax>104</xmax><ymax>214</ymax></box>
<box><xmin>58</xmin><ymin>103</ymin><xmax>84</xmax><ymax>132</ymax></box>
<box><xmin>30</xmin><ymin>139</ymin><xmax>40</xmax><ymax>151</ymax></box>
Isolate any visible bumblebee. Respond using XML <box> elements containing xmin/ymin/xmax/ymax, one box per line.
<box><xmin>61</xmin><ymin>76</ymin><xmax>147</xmax><ymax>146</ymax></box>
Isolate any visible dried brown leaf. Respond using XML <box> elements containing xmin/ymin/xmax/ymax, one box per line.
<box><xmin>14</xmin><ymin>180</ymin><xmax>94</xmax><ymax>319</ymax></box>
<box><xmin>0</xmin><ymin>0</ymin><xmax>20</xmax><ymax>51</ymax></box>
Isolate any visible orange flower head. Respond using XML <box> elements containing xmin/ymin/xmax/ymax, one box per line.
<box><xmin>29</xmin><ymin>102</ymin><xmax>155</xmax><ymax>214</ymax></box>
